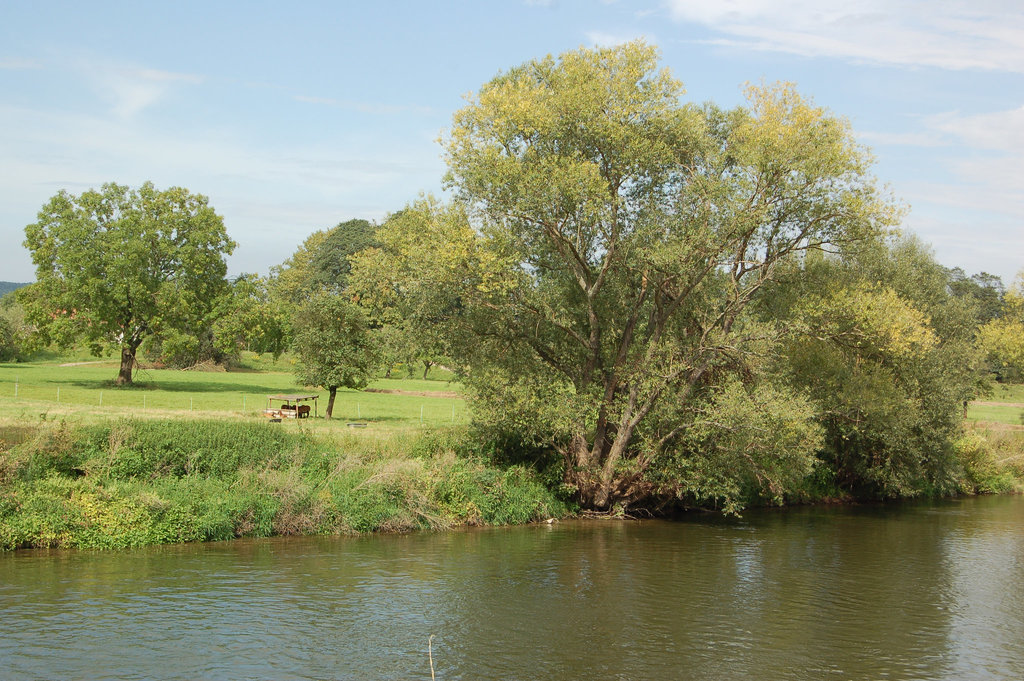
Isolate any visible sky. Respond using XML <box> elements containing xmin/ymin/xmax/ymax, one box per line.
<box><xmin>1</xmin><ymin>0</ymin><xmax>1022</xmax><ymax>284</ymax></box>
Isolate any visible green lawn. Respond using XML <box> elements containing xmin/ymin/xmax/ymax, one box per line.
<box><xmin>987</xmin><ymin>382</ymin><xmax>1024</xmax><ymax>404</ymax></box>
<box><xmin>967</xmin><ymin>402</ymin><xmax>1024</xmax><ymax>427</ymax></box>
<box><xmin>968</xmin><ymin>381</ymin><xmax>1024</xmax><ymax>427</ymax></box>
<box><xmin>0</xmin><ymin>357</ymin><xmax>467</xmax><ymax>428</ymax></box>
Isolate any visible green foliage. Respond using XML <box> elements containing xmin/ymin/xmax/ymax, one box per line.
<box><xmin>0</xmin><ymin>292</ymin><xmax>32</xmax><ymax>361</ymax></box>
<box><xmin>946</xmin><ymin>268</ymin><xmax>1005</xmax><ymax>324</ymax></box>
<box><xmin>348</xmin><ymin>201</ymin><xmax>468</xmax><ymax>378</ymax></box>
<box><xmin>272</xmin><ymin>218</ymin><xmax>380</xmax><ymax>305</ymax></box>
<box><xmin>292</xmin><ymin>292</ymin><xmax>381</xmax><ymax>416</ymax></box>
<box><xmin>21</xmin><ymin>182</ymin><xmax>236</xmax><ymax>384</ymax></box>
<box><xmin>976</xmin><ymin>272</ymin><xmax>1024</xmax><ymax>381</ymax></box>
<box><xmin>211</xmin><ymin>274</ymin><xmax>290</xmax><ymax>360</ymax></box>
<box><xmin>0</xmin><ymin>317</ymin><xmax>19</xmax><ymax>362</ymax></box>
<box><xmin>0</xmin><ymin>418</ymin><xmax>565</xmax><ymax>551</ymax></box>
<box><xmin>763</xmin><ymin>236</ymin><xmax>987</xmax><ymax>499</ymax></box>
<box><xmin>954</xmin><ymin>433</ymin><xmax>1019</xmax><ymax>494</ymax></box>
<box><xmin>362</xmin><ymin>41</ymin><xmax>897</xmax><ymax>511</ymax></box>
<box><xmin>652</xmin><ymin>379</ymin><xmax>823</xmax><ymax>513</ymax></box>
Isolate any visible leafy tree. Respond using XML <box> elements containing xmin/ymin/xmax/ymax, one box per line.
<box><xmin>0</xmin><ymin>292</ymin><xmax>30</xmax><ymax>361</ymax></box>
<box><xmin>946</xmin><ymin>267</ymin><xmax>1004</xmax><ymax>324</ymax></box>
<box><xmin>0</xmin><ymin>317</ymin><xmax>18</xmax><ymax>361</ymax></box>
<box><xmin>348</xmin><ymin>201</ymin><xmax>466</xmax><ymax>379</ymax></box>
<box><xmin>977</xmin><ymin>271</ymin><xmax>1024</xmax><ymax>380</ymax></box>
<box><xmin>292</xmin><ymin>292</ymin><xmax>380</xmax><ymax>418</ymax></box>
<box><xmin>761</xmin><ymin>236</ymin><xmax>988</xmax><ymax>498</ymax></box>
<box><xmin>365</xmin><ymin>42</ymin><xmax>898</xmax><ymax>511</ymax></box>
<box><xmin>211</xmin><ymin>274</ymin><xmax>290</xmax><ymax>359</ymax></box>
<box><xmin>273</xmin><ymin>218</ymin><xmax>379</xmax><ymax>304</ymax></box>
<box><xmin>21</xmin><ymin>182</ymin><xmax>235</xmax><ymax>384</ymax></box>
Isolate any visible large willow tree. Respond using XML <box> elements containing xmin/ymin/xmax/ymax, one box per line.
<box><xmin>361</xmin><ymin>42</ymin><xmax>900</xmax><ymax>511</ymax></box>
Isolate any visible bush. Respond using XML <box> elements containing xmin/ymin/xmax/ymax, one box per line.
<box><xmin>954</xmin><ymin>430</ymin><xmax>1019</xmax><ymax>493</ymax></box>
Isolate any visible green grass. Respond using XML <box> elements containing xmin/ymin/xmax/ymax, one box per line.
<box><xmin>966</xmin><ymin>381</ymin><xmax>1024</xmax><ymax>426</ymax></box>
<box><xmin>0</xmin><ymin>357</ymin><xmax>467</xmax><ymax>428</ymax></box>
<box><xmin>967</xmin><ymin>402</ymin><xmax>1024</xmax><ymax>426</ymax></box>
<box><xmin>987</xmin><ymin>382</ymin><xmax>1024</xmax><ymax>404</ymax></box>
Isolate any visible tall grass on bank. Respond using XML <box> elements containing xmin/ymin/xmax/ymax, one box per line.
<box><xmin>960</xmin><ymin>424</ymin><xmax>1024</xmax><ymax>494</ymax></box>
<box><xmin>0</xmin><ymin>419</ymin><xmax>568</xmax><ymax>551</ymax></box>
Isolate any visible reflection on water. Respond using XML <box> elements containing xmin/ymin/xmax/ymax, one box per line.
<box><xmin>1</xmin><ymin>496</ymin><xmax>1022</xmax><ymax>680</ymax></box>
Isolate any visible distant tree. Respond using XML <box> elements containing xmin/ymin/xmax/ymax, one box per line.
<box><xmin>272</xmin><ymin>218</ymin><xmax>379</xmax><ymax>304</ymax></box>
<box><xmin>762</xmin><ymin>236</ymin><xmax>989</xmax><ymax>497</ymax></box>
<box><xmin>977</xmin><ymin>271</ymin><xmax>1024</xmax><ymax>380</ymax></box>
<box><xmin>0</xmin><ymin>282</ymin><xmax>30</xmax><ymax>297</ymax></box>
<box><xmin>21</xmin><ymin>182</ymin><xmax>235</xmax><ymax>384</ymax></box>
<box><xmin>946</xmin><ymin>267</ymin><xmax>1004</xmax><ymax>324</ymax></box>
<box><xmin>292</xmin><ymin>292</ymin><xmax>380</xmax><ymax>418</ymax></box>
<box><xmin>348</xmin><ymin>202</ymin><xmax>461</xmax><ymax>380</ymax></box>
<box><xmin>212</xmin><ymin>274</ymin><xmax>290</xmax><ymax>359</ymax></box>
<box><xmin>0</xmin><ymin>317</ymin><xmax>18</xmax><ymax>361</ymax></box>
<box><xmin>0</xmin><ymin>292</ymin><xmax>30</xmax><ymax>361</ymax></box>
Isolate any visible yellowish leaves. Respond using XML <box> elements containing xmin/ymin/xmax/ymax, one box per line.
<box><xmin>977</xmin><ymin>319</ymin><xmax>1024</xmax><ymax>370</ymax></box>
<box><xmin>976</xmin><ymin>269</ymin><xmax>1024</xmax><ymax>371</ymax></box>
<box><xmin>735</xmin><ymin>81</ymin><xmax>862</xmax><ymax>177</ymax></box>
<box><xmin>799</xmin><ymin>284</ymin><xmax>936</xmax><ymax>359</ymax></box>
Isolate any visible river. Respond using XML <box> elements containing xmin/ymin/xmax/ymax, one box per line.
<box><xmin>1</xmin><ymin>495</ymin><xmax>1022</xmax><ymax>680</ymax></box>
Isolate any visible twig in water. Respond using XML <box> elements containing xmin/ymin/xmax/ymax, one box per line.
<box><xmin>429</xmin><ymin>634</ymin><xmax>436</xmax><ymax>681</ymax></box>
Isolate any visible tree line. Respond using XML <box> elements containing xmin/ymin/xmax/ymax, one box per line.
<box><xmin>7</xmin><ymin>41</ymin><xmax>1022</xmax><ymax>512</ymax></box>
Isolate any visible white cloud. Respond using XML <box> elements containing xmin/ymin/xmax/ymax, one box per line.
<box><xmin>664</xmin><ymin>0</ymin><xmax>1024</xmax><ymax>72</ymax></box>
<box><xmin>856</xmin><ymin>130</ymin><xmax>946</xmax><ymax>148</ymax></box>
<box><xmin>925</xmin><ymin>105</ymin><xmax>1024</xmax><ymax>151</ymax></box>
<box><xmin>919</xmin><ymin>106</ymin><xmax>1024</xmax><ymax>207</ymax></box>
<box><xmin>75</xmin><ymin>60</ymin><xmax>204</xmax><ymax>119</ymax></box>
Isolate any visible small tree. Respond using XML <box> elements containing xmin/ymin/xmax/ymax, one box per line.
<box><xmin>22</xmin><ymin>182</ymin><xmax>235</xmax><ymax>385</ymax></box>
<box><xmin>292</xmin><ymin>292</ymin><xmax>379</xmax><ymax>418</ymax></box>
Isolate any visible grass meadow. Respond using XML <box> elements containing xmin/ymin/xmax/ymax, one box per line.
<box><xmin>0</xmin><ymin>355</ymin><xmax>468</xmax><ymax>430</ymax></box>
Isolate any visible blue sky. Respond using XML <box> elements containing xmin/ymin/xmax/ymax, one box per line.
<box><xmin>2</xmin><ymin>0</ymin><xmax>1022</xmax><ymax>284</ymax></box>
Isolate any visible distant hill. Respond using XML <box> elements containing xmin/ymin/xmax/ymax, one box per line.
<box><xmin>0</xmin><ymin>281</ymin><xmax>30</xmax><ymax>297</ymax></box>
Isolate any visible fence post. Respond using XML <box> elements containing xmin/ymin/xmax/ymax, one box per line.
<box><xmin>57</xmin><ymin>387</ymin><xmax>60</xmax><ymax>402</ymax></box>
<box><xmin>99</xmin><ymin>390</ymin><xmax>103</xmax><ymax>406</ymax></box>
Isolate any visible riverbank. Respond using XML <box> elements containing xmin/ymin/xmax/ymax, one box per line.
<box><xmin>3</xmin><ymin>413</ymin><xmax>1022</xmax><ymax>551</ymax></box>
<box><xmin>0</xmin><ymin>418</ymin><xmax>568</xmax><ymax>551</ymax></box>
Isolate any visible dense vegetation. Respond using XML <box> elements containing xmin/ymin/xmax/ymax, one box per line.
<box><xmin>350</xmin><ymin>42</ymin><xmax>1022</xmax><ymax>513</ymax></box>
<box><xmin>3</xmin><ymin>41</ymin><xmax>1022</xmax><ymax>551</ymax></box>
<box><xmin>0</xmin><ymin>419</ymin><xmax>565</xmax><ymax>550</ymax></box>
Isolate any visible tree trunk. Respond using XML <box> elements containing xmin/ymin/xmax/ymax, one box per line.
<box><xmin>325</xmin><ymin>386</ymin><xmax>338</xmax><ymax>419</ymax></box>
<box><xmin>422</xmin><ymin>360</ymin><xmax>433</xmax><ymax>379</ymax></box>
<box><xmin>115</xmin><ymin>345</ymin><xmax>137</xmax><ymax>385</ymax></box>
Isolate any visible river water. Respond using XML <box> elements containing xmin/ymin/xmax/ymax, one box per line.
<box><xmin>1</xmin><ymin>495</ymin><xmax>1022</xmax><ymax>680</ymax></box>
